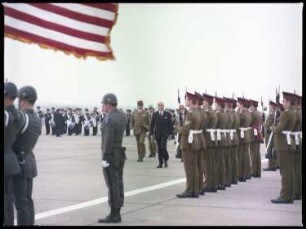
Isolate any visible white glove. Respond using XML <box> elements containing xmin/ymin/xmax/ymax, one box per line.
<box><xmin>101</xmin><ymin>160</ymin><xmax>110</xmax><ymax>168</ymax></box>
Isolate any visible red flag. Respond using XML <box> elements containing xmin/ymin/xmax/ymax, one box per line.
<box><xmin>3</xmin><ymin>3</ymin><xmax>118</xmax><ymax>61</ymax></box>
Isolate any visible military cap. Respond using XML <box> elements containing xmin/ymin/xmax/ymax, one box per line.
<box><xmin>179</xmin><ymin>104</ymin><xmax>185</xmax><ymax>110</ymax></box>
<box><xmin>46</xmin><ymin>108</ymin><xmax>50</xmax><ymax>111</ymax></box>
<box><xmin>4</xmin><ymin>82</ymin><xmax>18</xmax><ymax>98</ymax></box>
<box><xmin>195</xmin><ymin>92</ymin><xmax>204</xmax><ymax>100</ymax></box>
<box><xmin>282</xmin><ymin>91</ymin><xmax>296</xmax><ymax>102</ymax></box>
<box><xmin>237</xmin><ymin>97</ymin><xmax>249</xmax><ymax>107</ymax></box>
<box><xmin>102</xmin><ymin>93</ymin><xmax>118</xmax><ymax>105</ymax></box>
<box><xmin>51</xmin><ymin>107</ymin><xmax>55</xmax><ymax>110</ymax></box>
<box><xmin>18</xmin><ymin>85</ymin><xmax>37</xmax><ymax>102</ymax></box>
<box><xmin>67</xmin><ymin>107</ymin><xmax>72</xmax><ymax>110</ymax></box>
<box><xmin>223</xmin><ymin>97</ymin><xmax>232</xmax><ymax>104</ymax></box>
<box><xmin>148</xmin><ymin>105</ymin><xmax>154</xmax><ymax>109</ymax></box>
<box><xmin>85</xmin><ymin>108</ymin><xmax>89</xmax><ymax>112</ymax></box>
<box><xmin>137</xmin><ymin>100</ymin><xmax>144</xmax><ymax>106</ymax></box>
<box><xmin>294</xmin><ymin>94</ymin><xmax>302</xmax><ymax>105</ymax></box>
<box><xmin>202</xmin><ymin>93</ymin><xmax>214</xmax><ymax>103</ymax></box>
<box><xmin>185</xmin><ymin>91</ymin><xmax>196</xmax><ymax>100</ymax></box>
<box><xmin>249</xmin><ymin>99</ymin><xmax>258</xmax><ymax>108</ymax></box>
<box><xmin>94</xmin><ymin>107</ymin><xmax>97</xmax><ymax>110</ymax></box>
<box><xmin>214</xmin><ymin>97</ymin><xmax>225</xmax><ymax>106</ymax></box>
<box><xmin>268</xmin><ymin>101</ymin><xmax>277</xmax><ymax>106</ymax></box>
<box><xmin>126</xmin><ymin>109</ymin><xmax>131</xmax><ymax>112</ymax></box>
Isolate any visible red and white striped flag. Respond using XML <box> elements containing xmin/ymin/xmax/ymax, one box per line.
<box><xmin>3</xmin><ymin>3</ymin><xmax>118</xmax><ymax>61</ymax></box>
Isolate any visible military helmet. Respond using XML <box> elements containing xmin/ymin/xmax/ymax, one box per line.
<box><xmin>18</xmin><ymin>85</ymin><xmax>37</xmax><ymax>103</ymax></box>
<box><xmin>102</xmin><ymin>93</ymin><xmax>117</xmax><ymax>105</ymax></box>
<box><xmin>4</xmin><ymin>82</ymin><xmax>18</xmax><ymax>98</ymax></box>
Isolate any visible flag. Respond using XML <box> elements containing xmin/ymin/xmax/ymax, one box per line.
<box><xmin>3</xmin><ymin>3</ymin><xmax>118</xmax><ymax>61</ymax></box>
<box><xmin>177</xmin><ymin>89</ymin><xmax>181</xmax><ymax>104</ymax></box>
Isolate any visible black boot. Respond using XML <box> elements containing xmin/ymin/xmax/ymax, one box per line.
<box><xmin>98</xmin><ymin>208</ymin><xmax>121</xmax><ymax>223</ymax></box>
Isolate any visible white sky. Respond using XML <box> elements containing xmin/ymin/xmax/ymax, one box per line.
<box><xmin>4</xmin><ymin>3</ymin><xmax>303</xmax><ymax>110</ymax></box>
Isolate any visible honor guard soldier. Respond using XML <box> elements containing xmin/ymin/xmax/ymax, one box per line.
<box><xmin>50</xmin><ymin>107</ymin><xmax>55</xmax><ymax>135</ymax></box>
<box><xmin>175</xmin><ymin>105</ymin><xmax>187</xmax><ymax>161</ymax></box>
<box><xmin>125</xmin><ymin>109</ymin><xmax>132</xmax><ymax>136</ymax></box>
<box><xmin>67</xmin><ymin>108</ymin><xmax>76</xmax><ymax>135</ymax></box>
<box><xmin>202</xmin><ymin>93</ymin><xmax>218</xmax><ymax>192</ymax></box>
<box><xmin>176</xmin><ymin>92</ymin><xmax>203</xmax><ymax>198</ymax></box>
<box><xmin>147</xmin><ymin>105</ymin><xmax>157</xmax><ymax>158</ymax></box>
<box><xmin>4</xmin><ymin>82</ymin><xmax>26</xmax><ymax>226</ymax></box>
<box><xmin>237</xmin><ymin>98</ymin><xmax>252</xmax><ymax>182</ymax></box>
<box><xmin>83</xmin><ymin>108</ymin><xmax>91</xmax><ymax>136</ymax></box>
<box><xmin>35</xmin><ymin>106</ymin><xmax>44</xmax><ymax>134</ymax></box>
<box><xmin>270</xmin><ymin>91</ymin><xmax>297</xmax><ymax>204</ymax></box>
<box><xmin>44</xmin><ymin>108</ymin><xmax>52</xmax><ymax>135</ymax></box>
<box><xmin>12</xmin><ymin>85</ymin><xmax>41</xmax><ymax>225</ymax></box>
<box><xmin>263</xmin><ymin>101</ymin><xmax>278</xmax><ymax>171</ymax></box>
<box><xmin>131</xmin><ymin>100</ymin><xmax>150</xmax><ymax>162</ymax></box>
<box><xmin>92</xmin><ymin>108</ymin><xmax>99</xmax><ymax>136</ymax></box>
<box><xmin>98</xmin><ymin>93</ymin><xmax>127</xmax><ymax>223</ymax></box>
<box><xmin>214</xmin><ymin>97</ymin><xmax>228</xmax><ymax>190</ymax></box>
<box><xmin>53</xmin><ymin>108</ymin><xmax>62</xmax><ymax>137</ymax></box>
<box><xmin>249</xmin><ymin>99</ymin><xmax>263</xmax><ymax>178</ymax></box>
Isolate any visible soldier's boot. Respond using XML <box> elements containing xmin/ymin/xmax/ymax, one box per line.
<box><xmin>98</xmin><ymin>208</ymin><xmax>121</xmax><ymax>223</ymax></box>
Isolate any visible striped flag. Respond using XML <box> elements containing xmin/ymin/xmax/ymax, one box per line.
<box><xmin>3</xmin><ymin>3</ymin><xmax>118</xmax><ymax>61</ymax></box>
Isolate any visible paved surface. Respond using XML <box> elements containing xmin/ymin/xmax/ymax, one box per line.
<box><xmin>21</xmin><ymin>133</ymin><xmax>302</xmax><ymax>226</ymax></box>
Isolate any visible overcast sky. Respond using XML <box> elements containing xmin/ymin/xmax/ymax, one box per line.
<box><xmin>4</xmin><ymin>3</ymin><xmax>303</xmax><ymax>110</ymax></box>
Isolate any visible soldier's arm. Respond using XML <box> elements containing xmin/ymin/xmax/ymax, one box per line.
<box><xmin>177</xmin><ymin>112</ymin><xmax>191</xmax><ymax>135</ymax></box>
<box><xmin>264</xmin><ymin>114</ymin><xmax>273</xmax><ymax>129</ymax></box>
<box><xmin>272</xmin><ymin>111</ymin><xmax>289</xmax><ymax>134</ymax></box>
<box><xmin>102</xmin><ymin>118</ymin><xmax>114</xmax><ymax>162</ymax></box>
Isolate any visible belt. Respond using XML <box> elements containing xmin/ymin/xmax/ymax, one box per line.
<box><xmin>229</xmin><ymin>129</ymin><xmax>236</xmax><ymax>141</ymax></box>
<box><xmin>292</xmin><ymin>131</ymin><xmax>302</xmax><ymax>145</ymax></box>
<box><xmin>206</xmin><ymin>129</ymin><xmax>216</xmax><ymax>141</ymax></box>
<box><xmin>239</xmin><ymin>127</ymin><xmax>251</xmax><ymax>139</ymax></box>
<box><xmin>282</xmin><ymin>131</ymin><xmax>292</xmax><ymax>145</ymax></box>
<box><xmin>188</xmin><ymin>129</ymin><xmax>203</xmax><ymax>143</ymax></box>
<box><xmin>216</xmin><ymin>129</ymin><xmax>227</xmax><ymax>141</ymax></box>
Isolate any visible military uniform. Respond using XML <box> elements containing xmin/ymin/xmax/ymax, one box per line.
<box><xmin>44</xmin><ymin>109</ymin><xmax>52</xmax><ymax>135</ymax></box>
<box><xmin>147</xmin><ymin>107</ymin><xmax>157</xmax><ymax>157</ymax></box>
<box><xmin>11</xmin><ymin>86</ymin><xmax>41</xmax><ymax>226</ymax></box>
<box><xmin>224</xmin><ymin>102</ymin><xmax>233</xmax><ymax>187</ymax></box>
<box><xmin>231</xmin><ymin>102</ymin><xmax>240</xmax><ymax>184</ymax></box>
<box><xmin>131</xmin><ymin>101</ymin><xmax>150</xmax><ymax>161</ymax></box>
<box><xmin>99</xmin><ymin>93</ymin><xmax>127</xmax><ymax>223</ymax></box>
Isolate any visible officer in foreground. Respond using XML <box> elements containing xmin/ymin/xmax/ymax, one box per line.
<box><xmin>3</xmin><ymin>82</ymin><xmax>26</xmax><ymax>226</ymax></box>
<box><xmin>12</xmin><ymin>85</ymin><xmax>41</xmax><ymax>225</ymax></box>
<box><xmin>98</xmin><ymin>93</ymin><xmax>127</xmax><ymax>223</ymax></box>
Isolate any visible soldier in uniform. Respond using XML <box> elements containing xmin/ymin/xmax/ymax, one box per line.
<box><xmin>35</xmin><ymin>106</ymin><xmax>44</xmax><ymax>134</ymax></box>
<box><xmin>270</xmin><ymin>92</ymin><xmax>297</xmax><ymax>204</ymax></box>
<box><xmin>202</xmin><ymin>93</ymin><xmax>218</xmax><ymax>192</ymax></box>
<box><xmin>98</xmin><ymin>93</ymin><xmax>127</xmax><ymax>223</ymax></box>
<box><xmin>50</xmin><ymin>107</ymin><xmax>55</xmax><ymax>135</ymax></box>
<box><xmin>263</xmin><ymin>101</ymin><xmax>278</xmax><ymax>171</ymax></box>
<box><xmin>44</xmin><ymin>108</ymin><xmax>52</xmax><ymax>135</ymax></box>
<box><xmin>230</xmin><ymin>98</ymin><xmax>240</xmax><ymax>184</ymax></box>
<box><xmin>214</xmin><ymin>97</ymin><xmax>228</xmax><ymax>190</ymax></box>
<box><xmin>249</xmin><ymin>99</ymin><xmax>263</xmax><ymax>178</ymax></box>
<box><xmin>147</xmin><ymin>105</ymin><xmax>157</xmax><ymax>158</ymax></box>
<box><xmin>125</xmin><ymin>109</ymin><xmax>131</xmax><ymax>136</ymax></box>
<box><xmin>92</xmin><ymin>108</ymin><xmax>99</xmax><ymax>136</ymax></box>
<box><xmin>175</xmin><ymin>105</ymin><xmax>187</xmax><ymax>161</ymax></box>
<box><xmin>12</xmin><ymin>86</ymin><xmax>41</xmax><ymax>225</ymax></box>
<box><xmin>53</xmin><ymin>108</ymin><xmax>62</xmax><ymax>137</ymax></box>
<box><xmin>83</xmin><ymin>108</ymin><xmax>91</xmax><ymax>136</ymax></box>
<box><xmin>237</xmin><ymin>98</ymin><xmax>252</xmax><ymax>182</ymax></box>
<box><xmin>130</xmin><ymin>100</ymin><xmax>150</xmax><ymax>162</ymax></box>
<box><xmin>67</xmin><ymin>108</ymin><xmax>76</xmax><ymax>136</ymax></box>
<box><xmin>3</xmin><ymin>82</ymin><xmax>26</xmax><ymax>226</ymax></box>
<box><xmin>176</xmin><ymin>92</ymin><xmax>203</xmax><ymax>198</ymax></box>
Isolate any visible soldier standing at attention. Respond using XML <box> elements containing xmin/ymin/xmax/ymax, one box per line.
<box><xmin>35</xmin><ymin>106</ymin><xmax>44</xmax><ymax>135</ymax></box>
<box><xmin>98</xmin><ymin>93</ymin><xmax>127</xmax><ymax>223</ymax></box>
<box><xmin>175</xmin><ymin>105</ymin><xmax>187</xmax><ymax>161</ymax></box>
<box><xmin>237</xmin><ymin>98</ymin><xmax>252</xmax><ymax>182</ymax></box>
<box><xmin>263</xmin><ymin>101</ymin><xmax>278</xmax><ymax>171</ymax></box>
<box><xmin>12</xmin><ymin>86</ymin><xmax>41</xmax><ymax>225</ymax></box>
<box><xmin>176</xmin><ymin>92</ymin><xmax>203</xmax><ymax>198</ymax></box>
<box><xmin>147</xmin><ymin>105</ymin><xmax>157</xmax><ymax>158</ymax></box>
<box><xmin>125</xmin><ymin>109</ymin><xmax>131</xmax><ymax>136</ymax></box>
<box><xmin>214</xmin><ymin>97</ymin><xmax>228</xmax><ymax>190</ymax></box>
<box><xmin>202</xmin><ymin>93</ymin><xmax>218</xmax><ymax>192</ymax></box>
<box><xmin>270</xmin><ymin>92</ymin><xmax>297</xmax><ymax>204</ymax></box>
<box><xmin>131</xmin><ymin>100</ymin><xmax>150</xmax><ymax>162</ymax></box>
<box><xmin>249</xmin><ymin>99</ymin><xmax>263</xmax><ymax>178</ymax></box>
<box><xmin>3</xmin><ymin>82</ymin><xmax>26</xmax><ymax>226</ymax></box>
<box><xmin>44</xmin><ymin>108</ymin><xmax>52</xmax><ymax>135</ymax></box>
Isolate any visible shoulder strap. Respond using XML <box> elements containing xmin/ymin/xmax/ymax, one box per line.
<box><xmin>4</xmin><ymin>110</ymin><xmax>9</xmax><ymax>128</ymax></box>
<box><xmin>21</xmin><ymin>113</ymin><xmax>29</xmax><ymax>134</ymax></box>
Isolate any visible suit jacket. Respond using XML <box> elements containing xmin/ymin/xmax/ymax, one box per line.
<box><xmin>131</xmin><ymin>110</ymin><xmax>150</xmax><ymax>135</ymax></box>
<box><xmin>150</xmin><ymin>110</ymin><xmax>173</xmax><ymax>138</ymax></box>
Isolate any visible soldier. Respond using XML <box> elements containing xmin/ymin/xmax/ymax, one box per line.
<box><xmin>125</xmin><ymin>109</ymin><xmax>131</xmax><ymax>136</ymax></box>
<box><xmin>98</xmin><ymin>93</ymin><xmax>127</xmax><ymax>223</ymax></box>
<box><xmin>214</xmin><ymin>97</ymin><xmax>228</xmax><ymax>190</ymax></box>
<box><xmin>35</xmin><ymin>106</ymin><xmax>44</xmax><ymax>134</ymax></box>
<box><xmin>147</xmin><ymin>105</ymin><xmax>157</xmax><ymax>158</ymax></box>
<box><xmin>130</xmin><ymin>100</ymin><xmax>150</xmax><ymax>162</ymax></box>
<box><xmin>3</xmin><ymin>82</ymin><xmax>26</xmax><ymax>226</ymax></box>
<box><xmin>53</xmin><ymin>108</ymin><xmax>62</xmax><ymax>137</ymax></box>
<box><xmin>175</xmin><ymin>105</ymin><xmax>186</xmax><ymax>161</ymax></box>
<box><xmin>61</xmin><ymin>109</ymin><xmax>68</xmax><ymax>135</ymax></box>
<box><xmin>12</xmin><ymin>86</ymin><xmax>41</xmax><ymax>225</ymax></box>
<box><xmin>83</xmin><ymin>108</ymin><xmax>91</xmax><ymax>136</ymax></box>
<box><xmin>44</xmin><ymin>108</ymin><xmax>52</xmax><ymax>135</ymax></box>
<box><xmin>92</xmin><ymin>108</ymin><xmax>99</xmax><ymax>136</ymax></box>
<box><xmin>292</xmin><ymin>94</ymin><xmax>302</xmax><ymax>200</ymax></box>
<box><xmin>150</xmin><ymin>102</ymin><xmax>173</xmax><ymax>168</ymax></box>
<box><xmin>176</xmin><ymin>92</ymin><xmax>203</xmax><ymax>198</ymax></box>
<box><xmin>271</xmin><ymin>92</ymin><xmax>297</xmax><ymax>204</ymax></box>
<box><xmin>237</xmin><ymin>98</ymin><xmax>252</xmax><ymax>182</ymax></box>
<box><xmin>202</xmin><ymin>93</ymin><xmax>218</xmax><ymax>192</ymax></box>
<box><xmin>263</xmin><ymin>101</ymin><xmax>278</xmax><ymax>171</ymax></box>
<box><xmin>67</xmin><ymin>108</ymin><xmax>76</xmax><ymax>136</ymax></box>
<box><xmin>50</xmin><ymin>107</ymin><xmax>55</xmax><ymax>135</ymax></box>
<box><xmin>249</xmin><ymin>99</ymin><xmax>263</xmax><ymax>178</ymax></box>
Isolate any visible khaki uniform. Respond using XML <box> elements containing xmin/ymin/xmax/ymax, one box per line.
<box><xmin>293</xmin><ymin>109</ymin><xmax>302</xmax><ymax>198</ymax></box>
<box><xmin>203</xmin><ymin>107</ymin><xmax>218</xmax><ymax>191</ymax></box>
<box><xmin>177</xmin><ymin>108</ymin><xmax>203</xmax><ymax>194</ymax></box>
<box><xmin>225</xmin><ymin>110</ymin><xmax>234</xmax><ymax>186</ymax></box>
<box><xmin>198</xmin><ymin>108</ymin><xmax>207</xmax><ymax>192</ymax></box>
<box><xmin>238</xmin><ymin>110</ymin><xmax>252</xmax><ymax>181</ymax></box>
<box><xmin>215</xmin><ymin>109</ymin><xmax>228</xmax><ymax>189</ymax></box>
<box><xmin>231</xmin><ymin>110</ymin><xmax>240</xmax><ymax>184</ymax></box>
<box><xmin>249</xmin><ymin>110</ymin><xmax>263</xmax><ymax>177</ymax></box>
<box><xmin>272</xmin><ymin>109</ymin><xmax>297</xmax><ymax>201</ymax></box>
<box><xmin>264</xmin><ymin>113</ymin><xmax>277</xmax><ymax>169</ymax></box>
<box><xmin>131</xmin><ymin>110</ymin><xmax>150</xmax><ymax>160</ymax></box>
<box><xmin>148</xmin><ymin>112</ymin><xmax>157</xmax><ymax>157</ymax></box>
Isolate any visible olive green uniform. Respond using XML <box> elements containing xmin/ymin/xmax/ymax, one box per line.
<box><xmin>293</xmin><ymin>109</ymin><xmax>302</xmax><ymax>199</ymax></box>
<box><xmin>198</xmin><ymin>108</ymin><xmax>207</xmax><ymax>193</ymax></box>
<box><xmin>264</xmin><ymin>113</ymin><xmax>277</xmax><ymax>170</ymax></box>
<box><xmin>231</xmin><ymin>110</ymin><xmax>240</xmax><ymax>184</ymax></box>
<box><xmin>225</xmin><ymin>110</ymin><xmax>233</xmax><ymax>186</ymax></box>
<box><xmin>131</xmin><ymin>110</ymin><xmax>150</xmax><ymax>160</ymax></box>
<box><xmin>148</xmin><ymin>112</ymin><xmax>157</xmax><ymax>157</ymax></box>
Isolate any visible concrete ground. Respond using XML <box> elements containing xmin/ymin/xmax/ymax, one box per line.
<box><xmin>21</xmin><ymin>133</ymin><xmax>302</xmax><ymax>226</ymax></box>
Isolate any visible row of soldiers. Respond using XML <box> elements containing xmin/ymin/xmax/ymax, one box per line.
<box><xmin>174</xmin><ymin>91</ymin><xmax>302</xmax><ymax>203</ymax></box>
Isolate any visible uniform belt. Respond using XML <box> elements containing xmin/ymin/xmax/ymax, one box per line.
<box><xmin>282</xmin><ymin>131</ymin><xmax>292</xmax><ymax>145</ymax></box>
<box><xmin>188</xmin><ymin>130</ymin><xmax>203</xmax><ymax>143</ymax></box>
<box><xmin>292</xmin><ymin>131</ymin><xmax>302</xmax><ymax>145</ymax></box>
<box><xmin>206</xmin><ymin>129</ymin><xmax>216</xmax><ymax>141</ymax></box>
<box><xmin>216</xmin><ymin>129</ymin><xmax>227</xmax><ymax>141</ymax></box>
<box><xmin>239</xmin><ymin>127</ymin><xmax>251</xmax><ymax>139</ymax></box>
<box><xmin>229</xmin><ymin>129</ymin><xmax>236</xmax><ymax>141</ymax></box>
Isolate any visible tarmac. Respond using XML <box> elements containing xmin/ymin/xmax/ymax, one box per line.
<box><xmin>19</xmin><ymin>132</ymin><xmax>303</xmax><ymax>226</ymax></box>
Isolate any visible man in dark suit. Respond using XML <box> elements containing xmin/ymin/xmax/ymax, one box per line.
<box><xmin>150</xmin><ymin>102</ymin><xmax>174</xmax><ymax>168</ymax></box>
